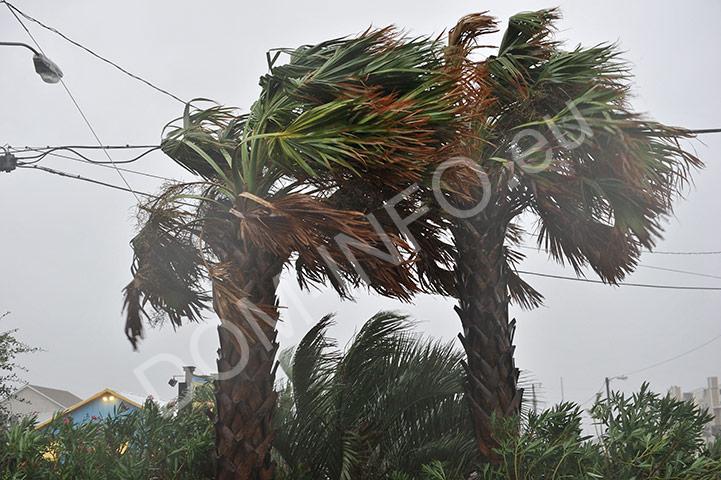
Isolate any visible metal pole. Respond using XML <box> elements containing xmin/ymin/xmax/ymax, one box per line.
<box><xmin>605</xmin><ymin>377</ymin><xmax>612</xmax><ymax>427</ymax></box>
<box><xmin>0</xmin><ymin>41</ymin><xmax>39</xmax><ymax>55</ymax></box>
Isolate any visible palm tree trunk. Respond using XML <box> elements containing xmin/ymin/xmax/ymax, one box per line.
<box><xmin>210</xmin><ymin>245</ymin><xmax>285</xmax><ymax>480</ymax></box>
<box><xmin>453</xmin><ymin>215</ymin><xmax>522</xmax><ymax>462</ymax></box>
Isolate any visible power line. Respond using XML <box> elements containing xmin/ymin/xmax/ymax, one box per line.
<box><xmin>637</xmin><ymin>264</ymin><xmax>721</xmax><ymax>281</ymax></box>
<box><xmin>516</xmin><ymin>270</ymin><xmax>721</xmax><ymax>291</ymax></box>
<box><xmin>19</xmin><ymin>149</ymin><xmax>181</xmax><ymax>182</ymax></box>
<box><xmin>17</xmin><ymin>164</ymin><xmax>198</xmax><ymax>208</ymax></box>
<box><xmin>2</xmin><ymin>1</ymin><xmax>187</xmax><ymax>105</ymax></box>
<box><xmin>6</xmin><ymin>3</ymin><xmax>141</xmax><ymax>203</ymax></box>
<box><xmin>619</xmin><ymin>333</ymin><xmax>721</xmax><ymax>378</ymax></box>
<box><xmin>579</xmin><ymin>382</ymin><xmax>605</xmax><ymax>408</ymax></box>
<box><xmin>15</xmin><ymin>146</ymin><xmax>160</xmax><ymax>165</ymax></box>
<box><xmin>521</xmin><ymin>236</ymin><xmax>721</xmax><ymax>256</ymax></box>
<box><xmin>517</xmin><ymin>244</ymin><xmax>721</xmax><ymax>280</ymax></box>
<box><xmin>18</xmin><ymin>164</ymin><xmax>159</xmax><ymax>199</ymax></box>
<box><xmin>8</xmin><ymin>144</ymin><xmax>160</xmax><ymax>154</ymax></box>
<box><xmin>643</xmin><ymin>249</ymin><xmax>721</xmax><ymax>256</ymax></box>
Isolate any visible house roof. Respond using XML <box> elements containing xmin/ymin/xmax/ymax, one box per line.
<box><xmin>35</xmin><ymin>388</ymin><xmax>146</xmax><ymax>430</ymax></box>
<box><xmin>24</xmin><ymin>384</ymin><xmax>82</xmax><ymax>409</ymax></box>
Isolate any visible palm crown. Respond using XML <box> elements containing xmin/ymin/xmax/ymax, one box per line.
<box><xmin>456</xmin><ymin>9</ymin><xmax>700</xmax><ymax>291</ymax></box>
<box><xmin>123</xmin><ymin>28</ymin><xmax>473</xmax><ymax>345</ymax></box>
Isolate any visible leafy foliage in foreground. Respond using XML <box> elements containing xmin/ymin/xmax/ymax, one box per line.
<box><xmin>479</xmin><ymin>385</ymin><xmax>721</xmax><ymax>480</ymax></box>
<box><xmin>0</xmin><ymin>396</ymin><xmax>214</xmax><ymax>480</ymax></box>
<box><xmin>1</xmin><ymin>317</ymin><xmax>719</xmax><ymax>479</ymax></box>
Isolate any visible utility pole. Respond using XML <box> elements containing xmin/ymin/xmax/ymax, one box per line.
<box><xmin>560</xmin><ymin>377</ymin><xmax>565</xmax><ymax>403</ymax></box>
<box><xmin>605</xmin><ymin>377</ymin><xmax>612</xmax><ymax>426</ymax></box>
<box><xmin>605</xmin><ymin>375</ymin><xmax>628</xmax><ymax>428</ymax></box>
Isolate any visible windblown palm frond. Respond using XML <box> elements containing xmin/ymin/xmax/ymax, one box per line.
<box><xmin>274</xmin><ymin>312</ymin><xmax>477</xmax><ymax>480</ymax></box>
<box><xmin>124</xmin><ymin>28</ymin><xmax>476</xmax><ymax>346</ymax></box>
<box><xmin>469</xmin><ymin>8</ymin><xmax>702</xmax><ymax>284</ymax></box>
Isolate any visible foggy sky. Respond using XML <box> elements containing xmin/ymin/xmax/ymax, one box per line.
<box><xmin>1</xmin><ymin>0</ymin><xmax>719</xmax><ymax>410</ymax></box>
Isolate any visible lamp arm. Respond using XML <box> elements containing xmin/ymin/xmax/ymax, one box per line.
<box><xmin>0</xmin><ymin>41</ymin><xmax>40</xmax><ymax>56</ymax></box>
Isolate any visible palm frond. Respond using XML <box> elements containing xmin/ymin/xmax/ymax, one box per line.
<box><xmin>469</xmin><ymin>10</ymin><xmax>702</xmax><ymax>283</ymax></box>
<box><xmin>274</xmin><ymin>311</ymin><xmax>477</xmax><ymax>479</ymax></box>
<box><xmin>123</xmin><ymin>185</ymin><xmax>210</xmax><ymax>349</ymax></box>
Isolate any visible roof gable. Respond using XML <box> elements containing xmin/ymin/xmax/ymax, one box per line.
<box><xmin>28</xmin><ymin>385</ymin><xmax>82</xmax><ymax>408</ymax></box>
<box><xmin>35</xmin><ymin>388</ymin><xmax>145</xmax><ymax>430</ymax></box>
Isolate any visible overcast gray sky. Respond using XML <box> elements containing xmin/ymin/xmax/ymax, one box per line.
<box><xmin>1</xmin><ymin>0</ymin><xmax>719</xmax><ymax>409</ymax></box>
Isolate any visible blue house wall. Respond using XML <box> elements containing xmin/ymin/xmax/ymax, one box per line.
<box><xmin>37</xmin><ymin>390</ymin><xmax>142</xmax><ymax>430</ymax></box>
<box><xmin>65</xmin><ymin>395</ymin><xmax>138</xmax><ymax>425</ymax></box>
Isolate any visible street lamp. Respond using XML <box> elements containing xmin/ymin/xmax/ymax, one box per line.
<box><xmin>0</xmin><ymin>41</ymin><xmax>63</xmax><ymax>83</ymax></box>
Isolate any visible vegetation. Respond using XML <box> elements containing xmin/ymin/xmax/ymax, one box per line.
<box><xmin>273</xmin><ymin>312</ymin><xmax>476</xmax><ymax>479</ymax></box>
<box><xmin>0</xmin><ymin>395</ymin><xmax>214</xmax><ymax>480</ymax></box>
<box><xmin>89</xmin><ymin>3</ymin><xmax>706</xmax><ymax>477</ymax></box>
<box><xmin>442</xmin><ymin>9</ymin><xmax>701</xmax><ymax>460</ymax></box>
<box><xmin>0</xmin><ymin>312</ymin><xmax>38</xmax><ymax>427</ymax></box>
<box><xmin>123</xmin><ymin>29</ymin><xmax>471</xmax><ymax>479</ymax></box>
<box><xmin>2</xmin><ymin>315</ymin><xmax>720</xmax><ymax>479</ymax></box>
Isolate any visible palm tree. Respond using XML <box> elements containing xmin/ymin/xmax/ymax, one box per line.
<box><xmin>444</xmin><ymin>9</ymin><xmax>702</xmax><ymax>461</ymax></box>
<box><xmin>273</xmin><ymin>311</ymin><xmax>477</xmax><ymax>479</ymax></box>
<box><xmin>122</xmin><ymin>30</ymin><xmax>468</xmax><ymax>479</ymax></box>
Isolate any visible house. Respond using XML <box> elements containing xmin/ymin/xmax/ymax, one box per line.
<box><xmin>2</xmin><ymin>384</ymin><xmax>82</xmax><ymax>424</ymax></box>
<box><xmin>35</xmin><ymin>388</ymin><xmax>146</xmax><ymax>430</ymax></box>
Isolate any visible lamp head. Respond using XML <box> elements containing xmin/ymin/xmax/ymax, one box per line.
<box><xmin>33</xmin><ymin>53</ymin><xmax>63</xmax><ymax>83</ymax></box>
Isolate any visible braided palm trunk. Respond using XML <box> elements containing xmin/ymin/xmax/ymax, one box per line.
<box><xmin>210</xmin><ymin>244</ymin><xmax>285</xmax><ymax>480</ymax></box>
<box><xmin>453</xmin><ymin>214</ymin><xmax>522</xmax><ymax>462</ymax></box>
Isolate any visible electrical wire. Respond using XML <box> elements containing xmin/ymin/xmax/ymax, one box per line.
<box><xmin>618</xmin><ymin>333</ymin><xmax>721</xmax><ymax>378</ymax></box>
<box><xmin>8</xmin><ymin>144</ymin><xmax>160</xmax><ymax>154</ymax></box>
<box><xmin>516</xmin><ymin>245</ymin><xmax>721</xmax><ymax>280</ymax></box>
<box><xmin>5</xmin><ymin>3</ymin><xmax>141</xmax><ymax>202</ymax></box>
<box><xmin>17</xmin><ymin>164</ymin><xmax>197</xmax><ymax>209</ymax></box>
<box><xmin>19</xmin><ymin>149</ymin><xmax>181</xmax><ymax>182</ymax></box>
<box><xmin>521</xmin><ymin>234</ymin><xmax>721</xmax><ymax>256</ymax></box>
<box><xmin>18</xmin><ymin>164</ymin><xmax>159</xmax><ymax>199</ymax></box>
<box><xmin>20</xmin><ymin>159</ymin><xmax>721</xmax><ymax>292</ymax></box>
<box><xmin>637</xmin><ymin>265</ymin><xmax>721</xmax><ymax>281</ymax></box>
<box><xmin>15</xmin><ymin>146</ymin><xmax>160</xmax><ymax>165</ymax></box>
<box><xmin>579</xmin><ymin>382</ymin><xmax>606</xmax><ymax>408</ymax></box>
<box><xmin>643</xmin><ymin>249</ymin><xmax>721</xmax><ymax>256</ymax></box>
<box><xmin>516</xmin><ymin>270</ymin><xmax>721</xmax><ymax>291</ymax></box>
<box><xmin>2</xmin><ymin>1</ymin><xmax>188</xmax><ymax>105</ymax></box>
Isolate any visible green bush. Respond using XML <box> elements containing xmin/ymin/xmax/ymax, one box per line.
<box><xmin>476</xmin><ymin>384</ymin><xmax>721</xmax><ymax>480</ymax></box>
<box><xmin>1</xmin><ymin>313</ymin><xmax>720</xmax><ymax>479</ymax></box>
<box><xmin>0</xmin><ymin>393</ymin><xmax>214</xmax><ymax>480</ymax></box>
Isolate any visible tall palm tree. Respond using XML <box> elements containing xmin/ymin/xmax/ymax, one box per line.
<box><xmin>273</xmin><ymin>311</ymin><xmax>477</xmax><ymax>479</ymax></box>
<box><xmin>444</xmin><ymin>9</ymin><xmax>702</xmax><ymax>461</ymax></box>
<box><xmin>122</xmin><ymin>30</ymin><xmax>468</xmax><ymax>479</ymax></box>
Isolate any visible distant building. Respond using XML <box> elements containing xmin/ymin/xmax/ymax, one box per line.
<box><xmin>169</xmin><ymin>366</ymin><xmax>214</xmax><ymax>406</ymax></box>
<box><xmin>1</xmin><ymin>384</ymin><xmax>81</xmax><ymax>424</ymax></box>
<box><xmin>35</xmin><ymin>388</ymin><xmax>146</xmax><ymax>430</ymax></box>
<box><xmin>669</xmin><ymin>376</ymin><xmax>721</xmax><ymax>443</ymax></box>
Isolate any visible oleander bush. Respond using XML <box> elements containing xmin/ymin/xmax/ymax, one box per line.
<box><xmin>0</xmin><ymin>392</ymin><xmax>215</xmax><ymax>480</ymax></box>
<box><xmin>1</xmin><ymin>314</ymin><xmax>720</xmax><ymax>479</ymax></box>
